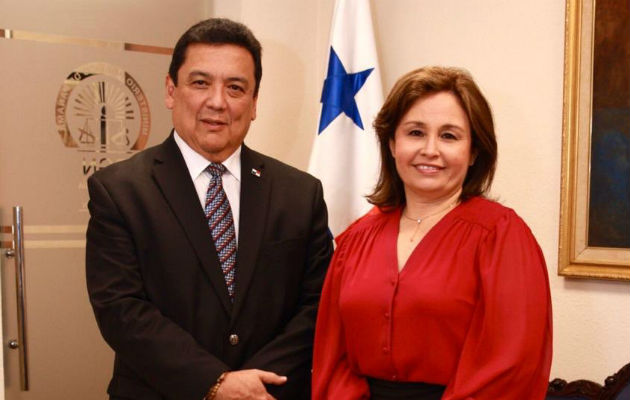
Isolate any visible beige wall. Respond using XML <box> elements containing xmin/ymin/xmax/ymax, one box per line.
<box><xmin>219</xmin><ymin>0</ymin><xmax>630</xmax><ymax>384</ymax></box>
<box><xmin>0</xmin><ymin>1</ymin><xmax>208</xmax><ymax>397</ymax></box>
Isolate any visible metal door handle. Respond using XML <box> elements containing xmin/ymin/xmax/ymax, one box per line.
<box><xmin>2</xmin><ymin>206</ymin><xmax>29</xmax><ymax>391</ymax></box>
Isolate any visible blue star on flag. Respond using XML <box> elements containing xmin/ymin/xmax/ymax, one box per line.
<box><xmin>318</xmin><ymin>47</ymin><xmax>374</xmax><ymax>134</ymax></box>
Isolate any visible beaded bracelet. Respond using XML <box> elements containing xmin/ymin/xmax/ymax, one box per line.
<box><xmin>206</xmin><ymin>372</ymin><xmax>227</xmax><ymax>400</ymax></box>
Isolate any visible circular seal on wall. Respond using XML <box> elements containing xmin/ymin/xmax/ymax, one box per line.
<box><xmin>55</xmin><ymin>62</ymin><xmax>151</xmax><ymax>153</ymax></box>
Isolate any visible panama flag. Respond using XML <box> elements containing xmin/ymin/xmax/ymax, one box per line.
<box><xmin>308</xmin><ymin>0</ymin><xmax>383</xmax><ymax>237</ymax></box>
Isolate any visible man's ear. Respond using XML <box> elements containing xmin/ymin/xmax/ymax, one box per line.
<box><xmin>165</xmin><ymin>75</ymin><xmax>175</xmax><ymax>110</ymax></box>
<box><xmin>251</xmin><ymin>95</ymin><xmax>258</xmax><ymax>121</ymax></box>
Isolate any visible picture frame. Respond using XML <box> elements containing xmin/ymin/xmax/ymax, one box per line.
<box><xmin>559</xmin><ymin>0</ymin><xmax>630</xmax><ymax>281</ymax></box>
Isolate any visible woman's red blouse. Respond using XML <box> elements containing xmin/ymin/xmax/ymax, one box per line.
<box><xmin>313</xmin><ymin>197</ymin><xmax>552</xmax><ymax>400</ymax></box>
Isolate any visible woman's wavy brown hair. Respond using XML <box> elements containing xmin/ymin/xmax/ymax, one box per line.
<box><xmin>367</xmin><ymin>66</ymin><xmax>497</xmax><ymax>209</ymax></box>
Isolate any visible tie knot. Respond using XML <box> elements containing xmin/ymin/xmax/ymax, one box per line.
<box><xmin>207</xmin><ymin>163</ymin><xmax>226</xmax><ymax>177</ymax></box>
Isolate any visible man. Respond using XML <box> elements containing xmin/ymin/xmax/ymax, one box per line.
<box><xmin>86</xmin><ymin>18</ymin><xmax>333</xmax><ymax>400</ymax></box>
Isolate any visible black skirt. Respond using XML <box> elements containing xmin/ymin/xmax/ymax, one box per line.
<box><xmin>367</xmin><ymin>377</ymin><xmax>446</xmax><ymax>400</ymax></box>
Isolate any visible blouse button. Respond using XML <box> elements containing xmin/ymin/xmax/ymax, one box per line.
<box><xmin>384</xmin><ymin>312</ymin><xmax>390</xmax><ymax>319</ymax></box>
<box><xmin>392</xmin><ymin>374</ymin><xmax>397</xmax><ymax>380</ymax></box>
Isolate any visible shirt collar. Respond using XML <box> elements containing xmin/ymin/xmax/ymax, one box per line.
<box><xmin>173</xmin><ymin>130</ymin><xmax>241</xmax><ymax>182</ymax></box>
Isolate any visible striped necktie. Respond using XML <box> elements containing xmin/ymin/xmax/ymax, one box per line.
<box><xmin>205</xmin><ymin>163</ymin><xmax>237</xmax><ymax>300</ymax></box>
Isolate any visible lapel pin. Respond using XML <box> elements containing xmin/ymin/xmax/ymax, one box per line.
<box><xmin>251</xmin><ymin>168</ymin><xmax>262</xmax><ymax>178</ymax></box>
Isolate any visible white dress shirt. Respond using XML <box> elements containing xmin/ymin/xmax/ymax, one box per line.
<box><xmin>173</xmin><ymin>131</ymin><xmax>241</xmax><ymax>243</ymax></box>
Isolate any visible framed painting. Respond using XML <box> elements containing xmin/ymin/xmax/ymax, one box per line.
<box><xmin>559</xmin><ymin>0</ymin><xmax>630</xmax><ymax>280</ymax></box>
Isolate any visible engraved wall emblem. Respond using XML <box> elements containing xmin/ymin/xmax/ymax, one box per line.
<box><xmin>55</xmin><ymin>62</ymin><xmax>151</xmax><ymax>153</ymax></box>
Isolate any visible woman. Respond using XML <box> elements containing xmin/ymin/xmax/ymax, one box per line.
<box><xmin>312</xmin><ymin>66</ymin><xmax>552</xmax><ymax>400</ymax></box>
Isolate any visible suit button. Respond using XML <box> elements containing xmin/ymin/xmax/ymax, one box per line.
<box><xmin>229</xmin><ymin>334</ymin><xmax>239</xmax><ymax>346</ymax></box>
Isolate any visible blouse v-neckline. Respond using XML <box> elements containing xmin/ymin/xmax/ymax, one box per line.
<box><xmin>388</xmin><ymin>202</ymin><xmax>463</xmax><ymax>276</ymax></box>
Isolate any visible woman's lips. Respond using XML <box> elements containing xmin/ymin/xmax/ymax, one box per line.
<box><xmin>415</xmin><ymin>164</ymin><xmax>443</xmax><ymax>173</ymax></box>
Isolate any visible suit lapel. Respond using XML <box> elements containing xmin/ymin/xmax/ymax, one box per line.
<box><xmin>231</xmin><ymin>145</ymin><xmax>271</xmax><ymax>320</ymax></box>
<box><xmin>151</xmin><ymin>134</ymin><xmax>232</xmax><ymax>315</ymax></box>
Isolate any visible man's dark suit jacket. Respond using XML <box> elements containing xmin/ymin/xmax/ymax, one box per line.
<box><xmin>86</xmin><ymin>134</ymin><xmax>333</xmax><ymax>400</ymax></box>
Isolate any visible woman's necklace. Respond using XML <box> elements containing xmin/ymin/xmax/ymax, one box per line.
<box><xmin>402</xmin><ymin>202</ymin><xmax>457</xmax><ymax>242</ymax></box>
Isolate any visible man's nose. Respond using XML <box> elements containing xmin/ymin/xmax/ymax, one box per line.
<box><xmin>204</xmin><ymin>86</ymin><xmax>227</xmax><ymax>110</ymax></box>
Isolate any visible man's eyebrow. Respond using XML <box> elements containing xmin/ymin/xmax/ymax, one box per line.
<box><xmin>226</xmin><ymin>76</ymin><xmax>249</xmax><ymax>84</ymax></box>
<box><xmin>186</xmin><ymin>70</ymin><xmax>211</xmax><ymax>79</ymax></box>
<box><xmin>186</xmin><ymin>71</ymin><xmax>249</xmax><ymax>85</ymax></box>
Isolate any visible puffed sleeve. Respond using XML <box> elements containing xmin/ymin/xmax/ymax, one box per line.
<box><xmin>312</xmin><ymin>232</ymin><xmax>370</xmax><ymax>400</ymax></box>
<box><xmin>442</xmin><ymin>211</ymin><xmax>553</xmax><ymax>400</ymax></box>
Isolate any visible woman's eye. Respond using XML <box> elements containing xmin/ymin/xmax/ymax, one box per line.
<box><xmin>442</xmin><ymin>132</ymin><xmax>457</xmax><ymax>140</ymax></box>
<box><xmin>409</xmin><ymin>130</ymin><xmax>423</xmax><ymax>136</ymax></box>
